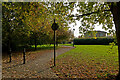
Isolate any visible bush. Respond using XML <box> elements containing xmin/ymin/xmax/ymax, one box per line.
<box><xmin>74</xmin><ymin>38</ymin><xmax>115</xmax><ymax>45</ymax></box>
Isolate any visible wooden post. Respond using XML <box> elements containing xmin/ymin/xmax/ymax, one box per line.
<box><xmin>9</xmin><ymin>48</ymin><xmax>11</xmax><ymax>63</ymax></box>
<box><xmin>23</xmin><ymin>48</ymin><xmax>25</xmax><ymax>64</ymax></box>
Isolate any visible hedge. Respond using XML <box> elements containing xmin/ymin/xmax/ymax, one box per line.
<box><xmin>73</xmin><ymin>38</ymin><xmax>115</xmax><ymax>45</ymax></box>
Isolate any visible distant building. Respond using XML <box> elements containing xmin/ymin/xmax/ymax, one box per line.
<box><xmin>84</xmin><ymin>31</ymin><xmax>107</xmax><ymax>38</ymax></box>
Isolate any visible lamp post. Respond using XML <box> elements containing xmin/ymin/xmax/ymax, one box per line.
<box><xmin>51</xmin><ymin>19</ymin><xmax>59</xmax><ymax>66</ymax></box>
<box><xmin>73</xmin><ymin>29</ymin><xmax>75</xmax><ymax>47</ymax></box>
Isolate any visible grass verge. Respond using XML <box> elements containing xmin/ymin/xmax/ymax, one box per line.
<box><xmin>50</xmin><ymin>45</ymin><xmax>118</xmax><ymax>78</ymax></box>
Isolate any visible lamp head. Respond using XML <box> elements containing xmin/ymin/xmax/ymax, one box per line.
<box><xmin>51</xmin><ymin>19</ymin><xmax>59</xmax><ymax>31</ymax></box>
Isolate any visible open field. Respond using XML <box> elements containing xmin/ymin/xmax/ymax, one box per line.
<box><xmin>50</xmin><ymin>45</ymin><xmax>118</xmax><ymax>78</ymax></box>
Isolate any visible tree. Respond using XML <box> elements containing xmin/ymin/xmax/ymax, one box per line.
<box><xmin>2</xmin><ymin>2</ymin><xmax>75</xmax><ymax>51</ymax></box>
<box><xmin>110</xmin><ymin>3</ymin><xmax>120</xmax><ymax>78</ymax></box>
<box><xmin>56</xmin><ymin>27</ymin><xmax>73</xmax><ymax>45</ymax></box>
<box><xmin>71</xmin><ymin>2</ymin><xmax>120</xmax><ymax>78</ymax></box>
<box><xmin>24</xmin><ymin>2</ymin><xmax>49</xmax><ymax>50</ymax></box>
<box><xmin>0</xmin><ymin>2</ymin><xmax>1</xmax><ymax>53</ymax></box>
<box><xmin>2</xmin><ymin>2</ymin><xmax>31</xmax><ymax>51</ymax></box>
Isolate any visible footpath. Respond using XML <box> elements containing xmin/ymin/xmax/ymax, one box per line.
<box><xmin>2</xmin><ymin>46</ymin><xmax>74</xmax><ymax>78</ymax></box>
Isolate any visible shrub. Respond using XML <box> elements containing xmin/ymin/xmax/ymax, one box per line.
<box><xmin>74</xmin><ymin>38</ymin><xmax>115</xmax><ymax>45</ymax></box>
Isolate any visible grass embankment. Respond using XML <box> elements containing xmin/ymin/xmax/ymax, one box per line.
<box><xmin>50</xmin><ymin>45</ymin><xmax>118</xmax><ymax>78</ymax></box>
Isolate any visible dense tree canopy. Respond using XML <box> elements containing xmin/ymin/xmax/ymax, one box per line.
<box><xmin>74</xmin><ymin>2</ymin><xmax>115</xmax><ymax>35</ymax></box>
<box><xmin>2</xmin><ymin>2</ymin><xmax>75</xmax><ymax>51</ymax></box>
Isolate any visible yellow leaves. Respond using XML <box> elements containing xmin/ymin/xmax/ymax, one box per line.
<box><xmin>22</xmin><ymin>19</ymin><xmax>24</xmax><ymax>23</ymax></box>
<box><xmin>19</xmin><ymin>16</ymin><xmax>22</xmax><ymax>19</ymax></box>
<box><xmin>19</xmin><ymin>6</ymin><xmax>22</xmax><ymax>10</ymax></box>
<box><xmin>2</xmin><ymin>3</ymin><xmax>5</xmax><ymax>7</ymax></box>
<box><xmin>94</xmin><ymin>37</ymin><xmax>97</xmax><ymax>39</ymax></box>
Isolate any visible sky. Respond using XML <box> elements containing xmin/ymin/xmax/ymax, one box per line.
<box><xmin>69</xmin><ymin>21</ymin><xmax>115</xmax><ymax>37</ymax></box>
<box><xmin>69</xmin><ymin>6</ymin><xmax>116</xmax><ymax>38</ymax></box>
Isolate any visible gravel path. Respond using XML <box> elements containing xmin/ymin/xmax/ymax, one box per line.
<box><xmin>2</xmin><ymin>46</ymin><xmax>74</xmax><ymax>78</ymax></box>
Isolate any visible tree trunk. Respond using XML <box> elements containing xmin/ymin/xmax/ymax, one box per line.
<box><xmin>56</xmin><ymin>41</ymin><xmax>58</xmax><ymax>46</ymax></box>
<box><xmin>35</xmin><ymin>37</ymin><xmax>37</xmax><ymax>51</ymax></box>
<box><xmin>110</xmin><ymin>2</ymin><xmax>120</xmax><ymax>78</ymax></box>
<box><xmin>34</xmin><ymin>33</ymin><xmax>37</xmax><ymax>51</ymax></box>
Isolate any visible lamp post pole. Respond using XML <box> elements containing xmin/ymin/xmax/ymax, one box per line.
<box><xmin>51</xmin><ymin>19</ymin><xmax>59</xmax><ymax>66</ymax></box>
<box><xmin>54</xmin><ymin>30</ymin><xmax>56</xmax><ymax>66</ymax></box>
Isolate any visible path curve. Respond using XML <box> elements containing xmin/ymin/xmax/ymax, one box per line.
<box><xmin>2</xmin><ymin>46</ymin><xmax>74</xmax><ymax>78</ymax></box>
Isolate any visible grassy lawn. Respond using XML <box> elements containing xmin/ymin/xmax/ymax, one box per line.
<box><xmin>30</xmin><ymin>44</ymin><xmax>54</xmax><ymax>50</ymax></box>
<box><xmin>50</xmin><ymin>45</ymin><xmax>118</xmax><ymax>78</ymax></box>
<box><xmin>59</xmin><ymin>44</ymin><xmax>73</xmax><ymax>47</ymax></box>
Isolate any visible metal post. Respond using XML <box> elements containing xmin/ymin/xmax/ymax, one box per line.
<box><xmin>9</xmin><ymin>48</ymin><xmax>11</xmax><ymax>63</ymax></box>
<box><xmin>23</xmin><ymin>48</ymin><xmax>25</xmax><ymax>64</ymax></box>
<box><xmin>54</xmin><ymin>30</ymin><xmax>56</xmax><ymax>66</ymax></box>
<box><xmin>51</xmin><ymin>19</ymin><xmax>59</xmax><ymax>67</ymax></box>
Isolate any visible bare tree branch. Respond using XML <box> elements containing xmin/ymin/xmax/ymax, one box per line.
<box><xmin>70</xmin><ymin>9</ymin><xmax>111</xmax><ymax>18</ymax></box>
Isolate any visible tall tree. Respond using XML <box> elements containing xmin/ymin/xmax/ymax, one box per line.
<box><xmin>110</xmin><ymin>2</ymin><xmax>120</xmax><ymax>78</ymax></box>
<box><xmin>2</xmin><ymin>2</ymin><xmax>31</xmax><ymax>51</ymax></box>
<box><xmin>2</xmin><ymin>2</ymin><xmax>75</xmax><ymax>51</ymax></box>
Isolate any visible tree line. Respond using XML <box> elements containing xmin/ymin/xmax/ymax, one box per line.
<box><xmin>2</xmin><ymin>2</ymin><xmax>75</xmax><ymax>52</ymax></box>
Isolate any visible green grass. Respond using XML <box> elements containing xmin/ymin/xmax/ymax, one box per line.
<box><xmin>29</xmin><ymin>44</ymin><xmax>61</xmax><ymax>51</ymax></box>
<box><xmin>32</xmin><ymin>45</ymin><xmax>53</xmax><ymax>49</ymax></box>
<box><xmin>31</xmin><ymin>44</ymin><xmax>54</xmax><ymax>48</ymax></box>
<box><xmin>58</xmin><ymin>45</ymin><xmax>118</xmax><ymax>62</ymax></box>
<box><xmin>59</xmin><ymin>44</ymin><xmax>73</xmax><ymax>47</ymax></box>
<box><xmin>51</xmin><ymin>45</ymin><xmax>119</xmax><ymax>78</ymax></box>
<box><xmin>31</xmin><ymin>44</ymin><xmax>73</xmax><ymax>50</ymax></box>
